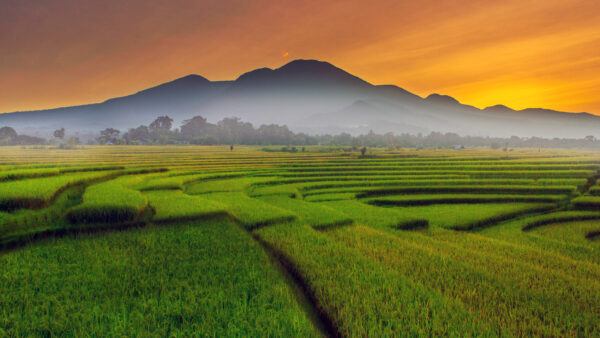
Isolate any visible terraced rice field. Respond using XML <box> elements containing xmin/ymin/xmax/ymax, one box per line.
<box><xmin>0</xmin><ymin>145</ymin><xmax>599</xmax><ymax>336</ymax></box>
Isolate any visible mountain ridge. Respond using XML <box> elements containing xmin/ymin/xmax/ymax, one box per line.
<box><xmin>0</xmin><ymin>59</ymin><xmax>597</xmax><ymax>139</ymax></box>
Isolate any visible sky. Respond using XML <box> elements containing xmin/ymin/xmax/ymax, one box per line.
<box><xmin>1</xmin><ymin>0</ymin><xmax>599</xmax><ymax>114</ymax></box>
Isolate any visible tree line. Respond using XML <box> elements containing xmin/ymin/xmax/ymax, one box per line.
<box><xmin>0</xmin><ymin>126</ymin><xmax>45</xmax><ymax>146</ymax></box>
<box><xmin>95</xmin><ymin>115</ymin><xmax>600</xmax><ymax>149</ymax></box>
<box><xmin>1</xmin><ymin>114</ymin><xmax>600</xmax><ymax>149</ymax></box>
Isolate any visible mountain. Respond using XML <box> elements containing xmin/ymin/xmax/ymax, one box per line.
<box><xmin>1</xmin><ymin>59</ymin><xmax>599</xmax><ymax>139</ymax></box>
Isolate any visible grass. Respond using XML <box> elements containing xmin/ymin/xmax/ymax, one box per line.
<box><xmin>324</xmin><ymin>224</ymin><xmax>600</xmax><ymax>336</ymax></box>
<box><xmin>531</xmin><ymin>220</ymin><xmax>600</xmax><ymax>245</ymax></box>
<box><xmin>258</xmin><ymin>195</ymin><xmax>352</xmax><ymax>229</ymax></box>
<box><xmin>0</xmin><ymin>186</ymin><xmax>85</xmax><ymax>248</ymax></box>
<box><xmin>255</xmin><ymin>222</ymin><xmax>490</xmax><ymax>336</ymax></box>
<box><xmin>185</xmin><ymin>176</ymin><xmax>273</xmax><ymax>194</ymax></box>
<box><xmin>135</xmin><ymin>171</ymin><xmax>250</xmax><ymax>191</ymax></box>
<box><xmin>0</xmin><ymin>220</ymin><xmax>319</xmax><ymax>336</ymax></box>
<box><xmin>144</xmin><ymin>190</ymin><xmax>226</xmax><ymax>223</ymax></box>
<box><xmin>203</xmin><ymin>192</ymin><xmax>296</xmax><ymax>229</ymax></box>
<box><xmin>0</xmin><ymin>171</ymin><xmax>122</xmax><ymax>211</ymax></box>
<box><xmin>319</xmin><ymin>200</ymin><xmax>429</xmax><ymax>230</ymax></box>
<box><xmin>0</xmin><ymin>145</ymin><xmax>599</xmax><ymax>335</ymax></box>
<box><xmin>0</xmin><ymin>165</ymin><xmax>125</xmax><ymax>182</ymax></box>
<box><xmin>66</xmin><ymin>176</ymin><xmax>149</xmax><ymax>224</ymax></box>
<box><xmin>375</xmin><ymin>203</ymin><xmax>556</xmax><ymax>230</ymax></box>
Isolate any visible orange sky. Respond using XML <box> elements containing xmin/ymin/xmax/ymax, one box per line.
<box><xmin>1</xmin><ymin>0</ymin><xmax>599</xmax><ymax>114</ymax></box>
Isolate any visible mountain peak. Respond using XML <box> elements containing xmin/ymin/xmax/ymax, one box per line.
<box><xmin>277</xmin><ymin>59</ymin><xmax>367</xmax><ymax>84</ymax></box>
<box><xmin>426</xmin><ymin>93</ymin><xmax>460</xmax><ymax>105</ymax></box>
<box><xmin>235</xmin><ymin>67</ymin><xmax>274</xmax><ymax>83</ymax></box>
<box><xmin>136</xmin><ymin>74</ymin><xmax>210</xmax><ymax>93</ymax></box>
<box><xmin>102</xmin><ymin>74</ymin><xmax>212</xmax><ymax>104</ymax></box>
<box><xmin>484</xmin><ymin>104</ymin><xmax>515</xmax><ymax>112</ymax></box>
<box><xmin>233</xmin><ymin>59</ymin><xmax>370</xmax><ymax>90</ymax></box>
<box><xmin>278</xmin><ymin>59</ymin><xmax>338</xmax><ymax>72</ymax></box>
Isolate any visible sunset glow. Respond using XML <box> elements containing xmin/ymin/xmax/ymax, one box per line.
<box><xmin>1</xmin><ymin>0</ymin><xmax>599</xmax><ymax>114</ymax></box>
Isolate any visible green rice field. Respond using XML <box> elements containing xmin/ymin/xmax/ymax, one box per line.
<box><xmin>0</xmin><ymin>145</ymin><xmax>599</xmax><ymax>336</ymax></box>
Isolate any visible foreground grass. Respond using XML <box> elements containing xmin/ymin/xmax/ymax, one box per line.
<box><xmin>255</xmin><ymin>222</ymin><xmax>490</xmax><ymax>336</ymax></box>
<box><xmin>0</xmin><ymin>219</ymin><xmax>319</xmax><ymax>336</ymax></box>
<box><xmin>1</xmin><ymin>146</ymin><xmax>600</xmax><ymax>335</ymax></box>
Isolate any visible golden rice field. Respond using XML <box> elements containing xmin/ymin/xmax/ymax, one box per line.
<box><xmin>0</xmin><ymin>145</ymin><xmax>599</xmax><ymax>336</ymax></box>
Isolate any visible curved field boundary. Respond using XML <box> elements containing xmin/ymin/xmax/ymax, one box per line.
<box><xmin>66</xmin><ymin>176</ymin><xmax>150</xmax><ymax>224</ymax></box>
<box><xmin>521</xmin><ymin>211</ymin><xmax>600</xmax><ymax>231</ymax></box>
<box><xmin>300</xmin><ymin>179</ymin><xmax>585</xmax><ymax>191</ymax></box>
<box><xmin>283</xmin><ymin>164</ymin><xmax>600</xmax><ymax>172</ymax></box>
<box><xmin>304</xmin><ymin>193</ymin><xmax>356</xmax><ymax>202</ymax></box>
<box><xmin>143</xmin><ymin>190</ymin><xmax>228</xmax><ymax>223</ymax></box>
<box><xmin>451</xmin><ymin>204</ymin><xmax>557</xmax><ymax>230</ymax></box>
<box><xmin>355</xmin><ymin>185</ymin><xmax>577</xmax><ymax>198</ymax></box>
<box><xmin>0</xmin><ymin>172</ymin><xmax>122</xmax><ymax>211</ymax></box>
<box><xmin>247</xmin><ymin>175</ymin><xmax>472</xmax><ymax>196</ymax></box>
<box><xmin>586</xmin><ymin>230</ymin><xmax>600</xmax><ymax>240</ymax></box>
<box><xmin>0</xmin><ymin>168</ymin><xmax>167</xmax><ymax>212</ymax></box>
<box><xmin>393</xmin><ymin>219</ymin><xmax>429</xmax><ymax>230</ymax></box>
<box><xmin>136</xmin><ymin>172</ymin><xmax>253</xmax><ymax>191</ymax></box>
<box><xmin>0</xmin><ymin>218</ymin><xmax>148</xmax><ymax>253</ymax></box>
<box><xmin>0</xmin><ymin>165</ymin><xmax>126</xmax><ymax>183</ymax></box>
<box><xmin>571</xmin><ymin>196</ymin><xmax>600</xmax><ymax>210</ymax></box>
<box><xmin>318</xmin><ymin>200</ymin><xmax>429</xmax><ymax>231</ymax></box>
<box><xmin>143</xmin><ymin>190</ymin><xmax>297</xmax><ymax>230</ymax></box>
<box><xmin>258</xmin><ymin>195</ymin><xmax>353</xmax><ymax>230</ymax></box>
<box><xmin>365</xmin><ymin>194</ymin><xmax>566</xmax><ymax>206</ymax></box>
<box><xmin>276</xmin><ymin>170</ymin><xmax>596</xmax><ymax>179</ymax></box>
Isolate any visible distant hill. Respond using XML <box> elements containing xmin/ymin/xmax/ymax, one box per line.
<box><xmin>1</xmin><ymin>59</ymin><xmax>599</xmax><ymax>138</ymax></box>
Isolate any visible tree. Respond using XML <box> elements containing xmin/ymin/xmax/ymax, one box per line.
<box><xmin>181</xmin><ymin>116</ymin><xmax>215</xmax><ymax>139</ymax></box>
<box><xmin>0</xmin><ymin>126</ymin><xmax>17</xmax><ymax>140</ymax></box>
<box><xmin>0</xmin><ymin>126</ymin><xmax>18</xmax><ymax>145</ymax></box>
<box><xmin>123</xmin><ymin>125</ymin><xmax>151</xmax><ymax>144</ymax></box>
<box><xmin>333</xmin><ymin>132</ymin><xmax>353</xmax><ymax>146</ymax></box>
<box><xmin>218</xmin><ymin>117</ymin><xmax>256</xmax><ymax>144</ymax></box>
<box><xmin>257</xmin><ymin>124</ymin><xmax>295</xmax><ymax>145</ymax></box>
<box><xmin>149</xmin><ymin>116</ymin><xmax>173</xmax><ymax>131</ymax></box>
<box><xmin>98</xmin><ymin>128</ymin><xmax>120</xmax><ymax>144</ymax></box>
<box><xmin>360</xmin><ymin>147</ymin><xmax>367</xmax><ymax>156</ymax></box>
<box><xmin>53</xmin><ymin>128</ymin><xmax>65</xmax><ymax>140</ymax></box>
<box><xmin>0</xmin><ymin>127</ymin><xmax>44</xmax><ymax>145</ymax></box>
